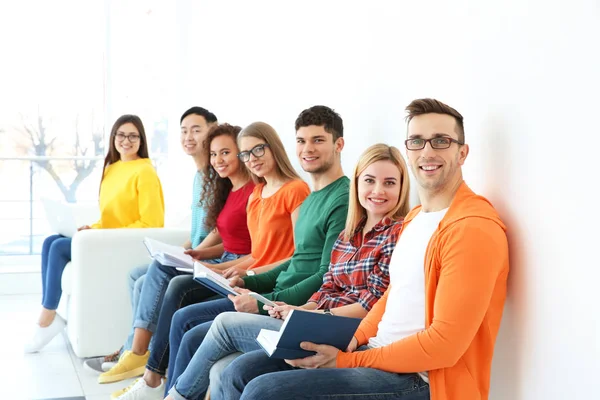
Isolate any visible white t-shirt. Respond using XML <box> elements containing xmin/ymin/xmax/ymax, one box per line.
<box><xmin>368</xmin><ymin>208</ymin><xmax>448</xmax><ymax>382</ymax></box>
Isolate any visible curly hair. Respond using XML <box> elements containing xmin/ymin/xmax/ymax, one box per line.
<box><xmin>199</xmin><ymin>123</ymin><xmax>248</xmax><ymax>230</ymax></box>
<box><xmin>294</xmin><ymin>105</ymin><xmax>343</xmax><ymax>141</ymax></box>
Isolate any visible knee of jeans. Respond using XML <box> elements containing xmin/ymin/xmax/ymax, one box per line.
<box><xmin>134</xmin><ymin>275</ymin><xmax>145</xmax><ymax>292</ymax></box>
<box><xmin>213</xmin><ymin>311</ymin><xmax>235</xmax><ymax>327</ymax></box>
<box><xmin>147</xmin><ymin>259</ymin><xmax>163</xmax><ymax>274</ymax></box>
<box><xmin>43</xmin><ymin>234</ymin><xmax>60</xmax><ymax>248</ymax></box>
<box><xmin>178</xmin><ymin>328</ymin><xmax>193</xmax><ymax>350</ymax></box>
<box><xmin>244</xmin><ymin>374</ymin><xmax>272</xmax><ymax>398</ymax></box>
<box><xmin>211</xmin><ymin>312</ymin><xmax>234</xmax><ymax>337</ymax></box>
<box><xmin>128</xmin><ymin>265</ymin><xmax>145</xmax><ymax>280</ymax></box>
<box><xmin>170</xmin><ymin>309</ymin><xmax>186</xmax><ymax>338</ymax></box>
<box><xmin>49</xmin><ymin>237</ymin><xmax>66</xmax><ymax>253</ymax></box>
<box><xmin>164</xmin><ymin>275</ymin><xmax>190</xmax><ymax>301</ymax></box>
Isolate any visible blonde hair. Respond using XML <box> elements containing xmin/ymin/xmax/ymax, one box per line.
<box><xmin>238</xmin><ymin>122</ymin><xmax>302</xmax><ymax>184</ymax></box>
<box><xmin>344</xmin><ymin>143</ymin><xmax>411</xmax><ymax>240</ymax></box>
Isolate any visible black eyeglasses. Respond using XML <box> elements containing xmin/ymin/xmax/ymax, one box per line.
<box><xmin>237</xmin><ymin>144</ymin><xmax>270</xmax><ymax>162</ymax></box>
<box><xmin>115</xmin><ymin>133</ymin><xmax>141</xmax><ymax>143</ymax></box>
<box><xmin>405</xmin><ymin>137</ymin><xmax>463</xmax><ymax>150</ymax></box>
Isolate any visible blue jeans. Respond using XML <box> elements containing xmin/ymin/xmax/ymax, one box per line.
<box><xmin>122</xmin><ymin>265</ymin><xmax>149</xmax><ymax>354</ymax></box>
<box><xmin>168</xmin><ymin>312</ymin><xmax>282</xmax><ymax>400</ymax></box>
<box><xmin>41</xmin><ymin>234</ymin><xmax>72</xmax><ymax>310</ymax></box>
<box><xmin>163</xmin><ymin>298</ymin><xmax>239</xmax><ymax>394</ymax></box>
<box><xmin>143</xmin><ymin>252</ymin><xmax>243</xmax><ymax>376</ymax></box>
<box><xmin>220</xmin><ymin>350</ymin><xmax>430</xmax><ymax>400</ymax></box>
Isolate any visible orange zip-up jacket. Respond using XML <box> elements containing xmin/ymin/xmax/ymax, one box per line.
<box><xmin>337</xmin><ymin>182</ymin><xmax>509</xmax><ymax>400</ymax></box>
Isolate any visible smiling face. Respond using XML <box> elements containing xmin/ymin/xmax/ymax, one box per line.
<box><xmin>238</xmin><ymin>136</ymin><xmax>275</xmax><ymax>179</ymax></box>
<box><xmin>406</xmin><ymin>113</ymin><xmax>468</xmax><ymax>194</ymax></box>
<box><xmin>295</xmin><ymin>125</ymin><xmax>342</xmax><ymax>174</ymax></box>
<box><xmin>357</xmin><ymin>160</ymin><xmax>402</xmax><ymax>222</ymax></box>
<box><xmin>180</xmin><ymin>114</ymin><xmax>211</xmax><ymax>157</ymax></box>
<box><xmin>114</xmin><ymin>122</ymin><xmax>141</xmax><ymax>161</ymax></box>
<box><xmin>210</xmin><ymin>134</ymin><xmax>241</xmax><ymax>179</ymax></box>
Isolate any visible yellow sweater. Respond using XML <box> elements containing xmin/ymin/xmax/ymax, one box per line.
<box><xmin>91</xmin><ymin>158</ymin><xmax>165</xmax><ymax>229</ymax></box>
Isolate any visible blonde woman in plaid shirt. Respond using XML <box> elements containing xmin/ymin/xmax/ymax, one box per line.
<box><xmin>163</xmin><ymin>143</ymin><xmax>411</xmax><ymax>400</ymax></box>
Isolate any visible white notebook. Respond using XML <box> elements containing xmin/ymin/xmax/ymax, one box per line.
<box><xmin>142</xmin><ymin>237</ymin><xmax>194</xmax><ymax>272</ymax></box>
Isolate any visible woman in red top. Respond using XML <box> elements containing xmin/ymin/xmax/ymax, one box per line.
<box><xmin>98</xmin><ymin>123</ymin><xmax>255</xmax><ymax>387</ymax></box>
<box><xmin>197</xmin><ymin>121</ymin><xmax>310</xmax><ymax>278</ymax></box>
<box><xmin>185</xmin><ymin>123</ymin><xmax>255</xmax><ymax>262</ymax></box>
<box><xmin>103</xmin><ymin>123</ymin><xmax>309</xmax><ymax>396</ymax></box>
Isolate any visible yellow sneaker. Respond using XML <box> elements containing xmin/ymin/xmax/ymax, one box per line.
<box><xmin>111</xmin><ymin>378</ymin><xmax>139</xmax><ymax>399</ymax></box>
<box><xmin>98</xmin><ymin>350</ymin><xmax>149</xmax><ymax>384</ymax></box>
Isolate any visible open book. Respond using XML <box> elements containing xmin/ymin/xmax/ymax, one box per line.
<box><xmin>193</xmin><ymin>261</ymin><xmax>239</xmax><ymax>298</ymax></box>
<box><xmin>256</xmin><ymin>309</ymin><xmax>361</xmax><ymax>359</ymax></box>
<box><xmin>143</xmin><ymin>237</ymin><xmax>195</xmax><ymax>272</ymax></box>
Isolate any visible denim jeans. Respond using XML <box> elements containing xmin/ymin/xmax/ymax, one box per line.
<box><xmin>143</xmin><ymin>251</ymin><xmax>243</xmax><ymax>376</ymax></box>
<box><xmin>168</xmin><ymin>312</ymin><xmax>282</xmax><ymax>400</ymax></box>
<box><xmin>122</xmin><ymin>265</ymin><xmax>149</xmax><ymax>354</ymax></box>
<box><xmin>209</xmin><ymin>353</ymin><xmax>241</xmax><ymax>396</ymax></box>
<box><xmin>41</xmin><ymin>234</ymin><xmax>72</xmax><ymax>310</ymax></box>
<box><xmin>163</xmin><ymin>298</ymin><xmax>240</xmax><ymax>394</ymax></box>
<box><xmin>220</xmin><ymin>349</ymin><xmax>430</xmax><ymax>400</ymax></box>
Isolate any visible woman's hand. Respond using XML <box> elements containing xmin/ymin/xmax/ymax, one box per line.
<box><xmin>267</xmin><ymin>303</ymin><xmax>303</xmax><ymax>320</ymax></box>
<box><xmin>184</xmin><ymin>249</ymin><xmax>204</xmax><ymax>261</ymax></box>
<box><xmin>222</xmin><ymin>266</ymin><xmax>246</xmax><ymax>279</ymax></box>
<box><xmin>228</xmin><ymin>276</ymin><xmax>245</xmax><ymax>288</ymax></box>
<box><xmin>77</xmin><ymin>225</ymin><xmax>91</xmax><ymax>232</ymax></box>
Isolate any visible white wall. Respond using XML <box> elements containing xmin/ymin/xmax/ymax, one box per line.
<box><xmin>169</xmin><ymin>1</ymin><xmax>599</xmax><ymax>398</ymax></box>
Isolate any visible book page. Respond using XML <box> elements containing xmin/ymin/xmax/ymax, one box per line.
<box><xmin>193</xmin><ymin>262</ymin><xmax>238</xmax><ymax>296</ymax></box>
<box><xmin>257</xmin><ymin>328</ymin><xmax>281</xmax><ymax>354</ymax></box>
<box><xmin>144</xmin><ymin>237</ymin><xmax>194</xmax><ymax>267</ymax></box>
<box><xmin>194</xmin><ymin>262</ymin><xmax>234</xmax><ymax>287</ymax></box>
<box><xmin>144</xmin><ymin>237</ymin><xmax>187</xmax><ymax>257</ymax></box>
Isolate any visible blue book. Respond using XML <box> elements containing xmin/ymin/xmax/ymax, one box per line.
<box><xmin>255</xmin><ymin>309</ymin><xmax>361</xmax><ymax>359</ymax></box>
<box><xmin>192</xmin><ymin>261</ymin><xmax>238</xmax><ymax>298</ymax></box>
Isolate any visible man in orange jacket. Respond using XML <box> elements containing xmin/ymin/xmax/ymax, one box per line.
<box><xmin>218</xmin><ymin>98</ymin><xmax>510</xmax><ymax>400</ymax></box>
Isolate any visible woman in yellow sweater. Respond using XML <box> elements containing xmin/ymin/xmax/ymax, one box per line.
<box><xmin>24</xmin><ymin>114</ymin><xmax>165</xmax><ymax>353</ymax></box>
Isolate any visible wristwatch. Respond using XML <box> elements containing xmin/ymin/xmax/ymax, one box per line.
<box><xmin>246</xmin><ymin>270</ymin><xmax>256</xmax><ymax>276</ymax></box>
<box><xmin>323</xmin><ymin>308</ymin><xmax>333</xmax><ymax>315</ymax></box>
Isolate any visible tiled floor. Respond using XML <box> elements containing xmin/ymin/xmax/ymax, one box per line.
<box><xmin>0</xmin><ymin>294</ymin><xmax>136</xmax><ymax>400</ymax></box>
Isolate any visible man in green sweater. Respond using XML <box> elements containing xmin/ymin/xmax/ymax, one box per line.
<box><xmin>229</xmin><ymin>105</ymin><xmax>349</xmax><ymax>311</ymax></box>
<box><xmin>115</xmin><ymin>105</ymin><xmax>350</xmax><ymax>399</ymax></box>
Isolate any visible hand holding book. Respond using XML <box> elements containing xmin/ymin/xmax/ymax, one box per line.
<box><xmin>228</xmin><ymin>288</ymin><xmax>260</xmax><ymax>314</ymax></box>
<box><xmin>143</xmin><ymin>238</ymin><xmax>194</xmax><ymax>272</ymax></box>
<box><xmin>256</xmin><ymin>309</ymin><xmax>360</xmax><ymax>360</ymax></box>
<box><xmin>184</xmin><ymin>248</ymin><xmax>206</xmax><ymax>261</ymax></box>
<box><xmin>266</xmin><ymin>303</ymin><xmax>302</xmax><ymax>320</ymax></box>
<box><xmin>285</xmin><ymin>341</ymin><xmax>340</xmax><ymax>369</ymax></box>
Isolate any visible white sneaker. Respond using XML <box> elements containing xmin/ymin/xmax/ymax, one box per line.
<box><xmin>24</xmin><ymin>315</ymin><xmax>66</xmax><ymax>353</ymax></box>
<box><xmin>115</xmin><ymin>377</ymin><xmax>164</xmax><ymax>400</ymax></box>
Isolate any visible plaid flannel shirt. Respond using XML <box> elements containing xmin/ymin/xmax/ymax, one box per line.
<box><xmin>308</xmin><ymin>216</ymin><xmax>403</xmax><ymax>311</ymax></box>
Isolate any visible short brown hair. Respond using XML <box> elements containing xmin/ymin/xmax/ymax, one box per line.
<box><xmin>294</xmin><ymin>105</ymin><xmax>343</xmax><ymax>141</ymax></box>
<box><xmin>405</xmin><ymin>98</ymin><xmax>465</xmax><ymax>143</ymax></box>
